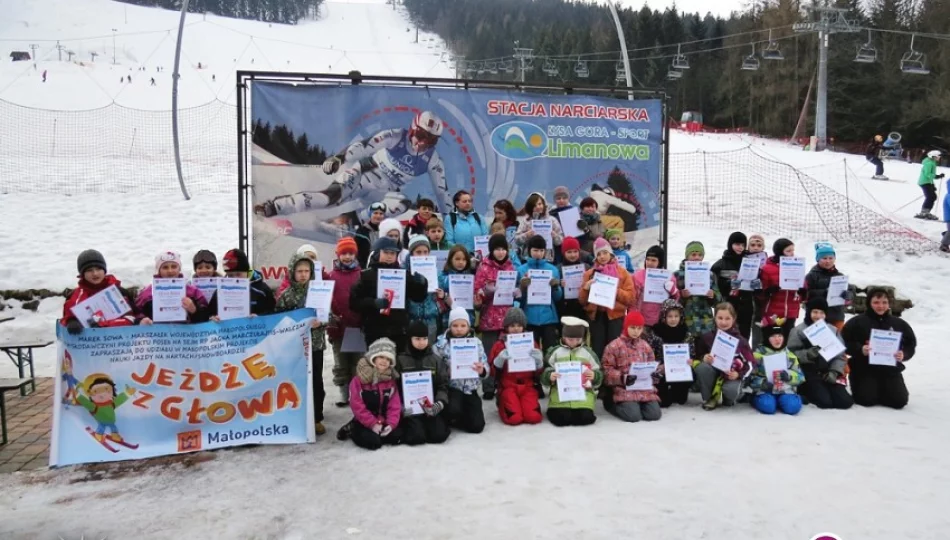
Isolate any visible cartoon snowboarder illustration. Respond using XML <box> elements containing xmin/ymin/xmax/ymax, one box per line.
<box><xmin>77</xmin><ymin>373</ymin><xmax>139</xmax><ymax>452</ymax></box>
<box><xmin>254</xmin><ymin>111</ymin><xmax>451</xmax><ymax>219</ymax></box>
<box><xmin>60</xmin><ymin>350</ymin><xmax>79</xmax><ymax>406</ymax></box>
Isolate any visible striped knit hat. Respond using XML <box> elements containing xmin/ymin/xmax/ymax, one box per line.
<box><xmin>366</xmin><ymin>338</ymin><xmax>397</xmax><ymax>364</ymax></box>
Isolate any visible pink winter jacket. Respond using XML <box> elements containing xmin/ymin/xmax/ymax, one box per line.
<box><xmin>349</xmin><ymin>377</ymin><xmax>402</xmax><ymax>430</ymax></box>
<box><xmin>601</xmin><ymin>334</ymin><xmax>661</xmax><ymax>403</ymax></box>
<box><xmin>474</xmin><ymin>256</ymin><xmax>516</xmax><ymax>331</ymax></box>
<box><xmin>632</xmin><ymin>269</ymin><xmax>680</xmax><ymax>327</ymax></box>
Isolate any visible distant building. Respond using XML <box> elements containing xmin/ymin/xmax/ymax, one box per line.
<box><xmin>10</xmin><ymin>51</ymin><xmax>31</xmax><ymax>62</ymax></box>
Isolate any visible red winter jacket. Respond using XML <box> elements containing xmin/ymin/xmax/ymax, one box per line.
<box><xmin>759</xmin><ymin>257</ymin><xmax>804</xmax><ymax>320</ymax></box>
<box><xmin>61</xmin><ymin>275</ymin><xmax>137</xmax><ymax>327</ymax></box>
<box><xmin>327</xmin><ymin>261</ymin><xmax>362</xmax><ymax>343</ymax></box>
<box><xmin>488</xmin><ymin>334</ymin><xmax>542</xmax><ymax>389</ymax></box>
<box><xmin>474</xmin><ymin>256</ymin><xmax>517</xmax><ymax>331</ymax></box>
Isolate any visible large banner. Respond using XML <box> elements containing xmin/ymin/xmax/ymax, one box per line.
<box><xmin>249</xmin><ymin>82</ymin><xmax>664</xmax><ymax>283</ymax></box>
<box><xmin>51</xmin><ymin>310</ymin><xmax>315</xmax><ymax>467</ymax></box>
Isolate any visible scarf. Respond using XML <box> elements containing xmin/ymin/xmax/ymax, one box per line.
<box><xmin>593</xmin><ymin>258</ymin><xmax>619</xmax><ymax>279</ymax></box>
<box><xmin>582</xmin><ymin>212</ymin><xmax>599</xmax><ymax>225</ymax></box>
<box><xmin>336</xmin><ymin>259</ymin><xmax>359</xmax><ymax>271</ymax></box>
<box><xmin>356</xmin><ymin>357</ymin><xmax>394</xmax><ymax>384</ymax></box>
<box><xmin>652</xmin><ymin>320</ymin><xmax>689</xmax><ymax>344</ymax></box>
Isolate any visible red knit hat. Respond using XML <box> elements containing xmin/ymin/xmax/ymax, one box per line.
<box><xmin>561</xmin><ymin>237</ymin><xmax>580</xmax><ymax>255</ymax></box>
<box><xmin>336</xmin><ymin>237</ymin><xmax>358</xmax><ymax>256</ymax></box>
<box><xmin>624</xmin><ymin>310</ymin><xmax>645</xmax><ymax>329</ymax></box>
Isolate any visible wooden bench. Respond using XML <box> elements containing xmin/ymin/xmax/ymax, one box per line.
<box><xmin>0</xmin><ymin>340</ymin><xmax>52</xmax><ymax>396</ymax></box>
<box><xmin>0</xmin><ymin>378</ymin><xmax>31</xmax><ymax>444</ymax></box>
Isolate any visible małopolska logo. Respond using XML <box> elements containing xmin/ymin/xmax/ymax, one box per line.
<box><xmin>490</xmin><ymin>121</ymin><xmax>547</xmax><ymax>161</ymax></box>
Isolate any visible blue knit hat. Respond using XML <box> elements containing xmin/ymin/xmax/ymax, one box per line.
<box><xmin>814</xmin><ymin>242</ymin><xmax>836</xmax><ymax>262</ymax></box>
<box><xmin>374</xmin><ymin>236</ymin><xmax>401</xmax><ymax>253</ymax></box>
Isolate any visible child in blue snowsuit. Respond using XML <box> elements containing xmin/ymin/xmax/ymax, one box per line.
<box><xmin>517</xmin><ymin>235</ymin><xmax>563</xmax><ymax>352</ymax></box>
<box><xmin>750</xmin><ymin>321</ymin><xmax>805</xmax><ymax>415</ymax></box>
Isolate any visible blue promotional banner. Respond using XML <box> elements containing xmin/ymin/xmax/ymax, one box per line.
<box><xmin>51</xmin><ymin>310</ymin><xmax>315</xmax><ymax>467</ymax></box>
<box><xmin>249</xmin><ymin>82</ymin><xmax>664</xmax><ymax>283</ymax></box>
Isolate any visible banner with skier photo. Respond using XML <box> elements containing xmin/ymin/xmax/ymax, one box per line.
<box><xmin>51</xmin><ymin>310</ymin><xmax>316</xmax><ymax>467</ymax></box>
<box><xmin>249</xmin><ymin>82</ymin><xmax>664</xmax><ymax>283</ymax></box>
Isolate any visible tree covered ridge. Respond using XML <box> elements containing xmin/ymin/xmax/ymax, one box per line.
<box><xmin>403</xmin><ymin>0</ymin><xmax>950</xmax><ymax>147</ymax></box>
<box><xmin>113</xmin><ymin>0</ymin><xmax>324</xmax><ymax>25</ymax></box>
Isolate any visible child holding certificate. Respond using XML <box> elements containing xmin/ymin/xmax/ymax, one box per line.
<box><xmin>517</xmin><ymin>236</ymin><xmax>563</xmax><ymax>352</ymax></box>
<box><xmin>439</xmin><ymin>245</ymin><xmax>478</xmax><ymax>332</ymax></box>
<box><xmin>191</xmin><ymin>250</ymin><xmax>221</xmax><ymax>279</ymax></box>
<box><xmin>632</xmin><ymin>244</ymin><xmax>678</xmax><ymax>327</ymax></box>
<box><xmin>62</xmin><ymin>249</ymin><xmax>138</xmax><ymax>334</ymax></box>
<box><xmin>749</xmin><ymin>319</ymin><xmax>804</xmax><ymax>415</ymax></box>
<box><xmin>711</xmin><ymin>232</ymin><xmax>758</xmax><ymax>339</ymax></box>
<box><xmin>787</xmin><ymin>298</ymin><xmax>853</xmax><ymax>410</ymax></box>
<box><xmin>276</xmin><ymin>253</ymin><xmax>328</xmax><ymax>435</ymax></box>
<box><xmin>488</xmin><ymin>308</ymin><xmax>543</xmax><ymax>426</ymax></box>
<box><xmin>692</xmin><ymin>303</ymin><xmax>754</xmax><ymax>411</ymax></box>
<box><xmin>395</xmin><ymin>321</ymin><xmax>451</xmax><ymax>445</ymax></box>
<box><xmin>652</xmin><ymin>300</ymin><xmax>694</xmax><ymax>408</ymax></box>
<box><xmin>433</xmin><ymin>308</ymin><xmax>489</xmax><ymax>434</ymax></box>
<box><xmin>406</xmin><ymin>235</ymin><xmax>447</xmax><ymax>344</ymax></box>
<box><xmin>674</xmin><ymin>241</ymin><xmax>721</xmax><ymax>336</ymax></box>
<box><xmin>205</xmin><ymin>248</ymin><xmax>276</xmax><ymax>320</ymax></box>
<box><xmin>556</xmin><ymin>237</ymin><xmax>590</xmax><ymax>322</ymax></box>
<box><xmin>601</xmin><ymin>311</ymin><xmax>662</xmax><ymax>423</ymax></box>
<box><xmin>579</xmin><ymin>238</ymin><xmax>636</xmax><ymax>359</ymax></box>
<box><xmin>758</xmin><ymin>238</ymin><xmax>804</xmax><ymax>343</ymax></box>
<box><xmin>541</xmin><ymin>317</ymin><xmax>602</xmax><ymax>427</ymax></box>
<box><xmin>514</xmin><ymin>192</ymin><xmax>564</xmax><ymax>262</ymax></box>
<box><xmin>327</xmin><ymin>237</ymin><xmax>363</xmax><ymax>408</ymax></box>
<box><xmin>135</xmin><ymin>251</ymin><xmax>209</xmax><ymax>325</ymax></box>
<box><xmin>348</xmin><ymin>338</ymin><xmax>403</xmax><ymax>450</ymax></box>
<box><xmin>475</xmin><ymin>234</ymin><xmax>518</xmax><ymax>371</ymax></box>
<box><xmin>804</xmin><ymin>242</ymin><xmax>849</xmax><ymax>331</ymax></box>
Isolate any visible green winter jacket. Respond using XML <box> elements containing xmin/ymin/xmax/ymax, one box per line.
<box><xmin>674</xmin><ymin>260</ymin><xmax>722</xmax><ymax>336</ymax></box>
<box><xmin>276</xmin><ymin>254</ymin><xmax>327</xmax><ymax>351</ymax></box>
<box><xmin>919</xmin><ymin>157</ymin><xmax>937</xmax><ymax>186</ymax></box>
<box><xmin>78</xmin><ymin>392</ymin><xmax>129</xmax><ymax>425</ymax></box>
<box><xmin>541</xmin><ymin>343</ymin><xmax>603</xmax><ymax>410</ymax></box>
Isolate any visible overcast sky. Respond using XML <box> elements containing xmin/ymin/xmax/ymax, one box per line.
<box><xmin>614</xmin><ymin>0</ymin><xmax>750</xmax><ymax>17</ymax></box>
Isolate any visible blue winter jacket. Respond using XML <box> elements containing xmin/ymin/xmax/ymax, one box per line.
<box><xmin>516</xmin><ymin>257</ymin><xmax>563</xmax><ymax>326</ymax></box>
<box><xmin>439</xmin><ymin>268</ymin><xmax>477</xmax><ymax>329</ymax></box>
<box><xmin>943</xmin><ymin>190</ymin><xmax>950</xmax><ymax>223</ymax></box>
<box><xmin>444</xmin><ymin>211</ymin><xmax>489</xmax><ymax>253</ymax></box>
<box><xmin>613</xmin><ymin>248</ymin><xmax>635</xmax><ymax>273</ymax></box>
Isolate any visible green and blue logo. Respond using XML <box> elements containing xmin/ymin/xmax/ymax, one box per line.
<box><xmin>490</xmin><ymin>121</ymin><xmax>548</xmax><ymax>161</ymax></box>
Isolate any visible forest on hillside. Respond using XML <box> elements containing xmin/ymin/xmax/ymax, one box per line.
<box><xmin>113</xmin><ymin>0</ymin><xmax>324</xmax><ymax>24</ymax></box>
<box><xmin>403</xmin><ymin>0</ymin><xmax>950</xmax><ymax>147</ymax></box>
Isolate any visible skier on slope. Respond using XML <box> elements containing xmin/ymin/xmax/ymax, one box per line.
<box><xmin>916</xmin><ymin>150</ymin><xmax>944</xmax><ymax>220</ymax></box>
<box><xmin>865</xmin><ymin>134</ymin><xmax>887</xmax><ymax>180</ymax></box>
<box><xmin>254</xmin><ymin>111</ymin><xmax>452</xmax><ymax>219</ymax></box>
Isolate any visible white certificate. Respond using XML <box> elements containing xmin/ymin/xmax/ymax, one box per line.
<box><xmin>473</xmin><ymin>235</ymin><xmax>490</xmax><ymax>258</ymax></box>
<box><xmin>216</xmin><ymin>278</ymin><xmax>250</xmax><ymax>320</ymax></box>
<box><xmin>450</xmin><ymin>338</ymin><xmax>481</xmax><ymax>379</ymax></box>
<box><xmin>494</xmin><ymin>270</ymin><xmax>517</xmax><ymax>306</ymax></box>
<box><xmin>750</xmin><ymin>251</ymin><xmax>768</xmax><ymax>267</ymax></box>
<box><xmin>432</xmin><ymin>250</ymin><xmax>450</xmax><ymax>270</ymax></box>
<box><xmin>616</xmin><ymin>254</ymin><xmax>629</xmax><ymax>269</ymax></box>
<box><xmin>869</xmin><ymin>329</ymin><xmax>902</xmax><ymax>366</ymax></box>
<box><xmin>685</xmin><ymin>261</ymin><xmax>710</xmax><ymax>296</ymax></box>
<box><xmin>377</xmin><ymin>269</ymin><xmax>406</xmax><ymax>310</ymax></box>
<box><xmin>557</xmin><ymin>206</ymin><xmax>583</xmax><ymax>238</ymax></box>
<box><xmin>70</xmin><ymin>284</ymin><xmax>132</xmax><ymax>328</ymax></box>
<box><xmin>532</xmin><ymin>220</ymin><xmax>553</xmax><ymax>248</ymax></box>
<box><xmin>738</xmin><ymin>257</ymin><xmax>761</xmax><ymax>282</ymax></box>
<box><xmin>411</xmin><ymin>256</ymin><xmax>439</xmax><ymax>293</ymax></box>
<box><xmin>803</xmin><ymin>320</ymin><xmax>846</xmax><ymax>360</ymax></box>
<box><xmin>588</xmin><ymin>273</ymin><xmax>619</xmax><ymax>309</ymax></box>
<box><xmin>644</xmin><ymin>269</ymin><xmax>671</xmax><ymax>304</ymax></box>
<box><xmin>312</xmin><ymin>261</ymin><xmax>324</xmax><ymax>280</ymax></box>
<box><xmin>506</xmin><ymin>333</ymin><xmax>536</xmax><ymax>373</ymax></box>
<box><xmin>762</xmin><ymin>352</ymin><xmax>788</xmax><ymax>380</ymax></box>
<box><xmin>449</xmin><ymin>274</ymin><xmax>475</xmax><ymax>310</ymax></box>
<box><xmin>555</xmin><ymin>361</ymin><xmax>586</xmax><ymax>402</ymax></box>
<box><xmin>191</xmin><ymin>277</ymin><xmax>219</xmax><ymax>303</ymax></box>
<box><xmin>151</xmin><ymin>278</ymin><xmax>187</xmax><ymax>322</ymax></box>
<box><xmin>305</xmin><ymin>280</ymin><xmax>335</xmax><ymax>322</ymax></box>
<box><xmin>710</xmin><ymin>330</ymin><xmax>739</xmax><ymax>372</ymax></box>
<box><xmin>402</xmin><ymin>370</ymin><xmax>434</xmax><ymax>415</ymax></box>
<box><xmin>779</xmin><ymin>257</ymin><xmax>807</xmax><ymax>290</ymax></box>
<box><xmin>527</xmin><ymin>269</ymin><xmax>553</xmax><ymax>305</ymax></box>
<box><xmin>562</xmin><ymin>264</ymin><xmax>586</xmax><ymax>300</ymax></box>
<box><xmin>826</xmin><ymin>275</ymin><xmax>849</xmax><ymax>307</ymax></box>
<box><xmin>626</xmin><ymin>362</ymin><xmax>658</xmax><ymax>391</ymax></box>
<box><xmin>341</xmin><ymin>327</ymin><xmax>367</xmax><ymax>353</ymax></box>
<box><xmin>663</xmin><ymin>344</ymin><xmax>693</xmax><ymax>382</ymax></box>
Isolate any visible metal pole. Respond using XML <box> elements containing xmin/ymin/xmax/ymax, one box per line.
<box><xmin>237</xmin><ymin>73</ymin><xmax>247</xmax><ymax>252</ymax></box>
<box><xmin>112</xmin><ymin>29</ymin><xmax>117</xmax><ymax>64</ymax></box>
<box><xmin>607</xmin><ymin>1</ymin><xmax>633</xmax><ymax>100</ymax></box>
<box><xmin>172</xmin><ymin>0</ymin><xmax>192</xmax><ymax>200</ymax></box>
<box><xmin>815</xmin><ymin>30</ymin><xmax>828</xmax><ymax>151</ymax></box>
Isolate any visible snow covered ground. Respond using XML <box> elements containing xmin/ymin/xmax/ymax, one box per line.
<box><xmin>2</xmin><ymin>0</ymin><xmax>949</xmax><ymax>537</ymax></box>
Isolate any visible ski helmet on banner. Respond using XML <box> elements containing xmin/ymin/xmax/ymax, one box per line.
<box><xmin>409</xmin><ymin>111</ymin><xmax>443</xmax><ymax>150</ymax></box>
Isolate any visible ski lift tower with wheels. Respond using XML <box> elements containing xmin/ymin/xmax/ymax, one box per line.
<box><xmin>793</xmin><ymin>6</ymin><xmax>858</xmax><ymax>151</ymax></box>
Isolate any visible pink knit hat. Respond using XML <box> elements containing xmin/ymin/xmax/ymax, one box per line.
<box><xmin>593</xmin><ymin>237</ymin><xmax>612</xmax><ymax>256</ymax></box>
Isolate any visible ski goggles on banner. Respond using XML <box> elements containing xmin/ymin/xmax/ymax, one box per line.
<box><xmin>410</xmin><ymin>128</ymin><xmax>439</xmax><ymax>146</ymax></box>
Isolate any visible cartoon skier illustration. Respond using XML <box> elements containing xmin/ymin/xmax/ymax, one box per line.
<box><xmin>60</xmin><ymin>350</ymin><xmax>79</xmax><ymax>406</ymax></box>
<box><xmin>77</xmin><ymin>373</ymin><xmax>139</xmax><ymax>452</ymax></box>
<box><xmin>254</xmin><ymin>111</ymin><xmax>452</xmax><ymax>219</ymax></box>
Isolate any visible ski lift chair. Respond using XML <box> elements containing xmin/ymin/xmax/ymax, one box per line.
<box><xmin>615</xmin><ymin>60</ymin><xmax>627</xmax><ymax>83</ymax></box>
<box><xmin>672</xmin><ymin>44</ymin><xmax>690</xmax><ymax>70</ymax></box>
<box><xmin>900</xmin><ymin>35</ymin><xmax>930</xmax><ymax>75</ymax></box>
<box><xmin>499</xmin><ymin>59</ymin><xmax>514</xmax><ymax>73</ymax></box>
<box><xmin>761</xmin><ymin>30</ymin><xmax>784</xmax><ymax>60</ymax></box>
<box><xmin>543</xmin><ymin>59</ymin><xmax>559</xmax><ymax>77</ymax></box>
<box><xmin>667</xmin><ymin>69</ymin><xmax>683</xmax><ymax>81</ymax></box>
<box><xmin>574</xmin><ymin>59</ymin><xmax>589</xmax><ymax>78</ymax></box>
<box><xmin>741</xmin><ymin>44</ymin><xmax>760</xmax><ymax>71</ymax></box>
<box><xmin>854</xmin><ymin>30</ymin><xmax>877</xmax><ymax>63</ymax></box>
<box><xmin>487</xmin><ymin>62</ymin><xmax>499</xmax><ymax>75</ymax></box>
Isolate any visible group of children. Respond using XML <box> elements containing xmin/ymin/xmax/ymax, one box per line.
<box><xmin>61</xmin><ymin>191</ymin><xmax>919</xmax><ymax>450</ymax></box>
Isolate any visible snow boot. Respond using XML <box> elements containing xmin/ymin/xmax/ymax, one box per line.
<box><xmin>872</xmin><ymin>174</ymin><xmax>889</xmax><ymax>180</ymax></box>
<box><xmin>335</xmin><ymin>384</ymin><xmax>349</xmax><ymax>408</ymax></box>
<box><xmin>254</xmin><ymin>201</ymin><xmax>276</xmax><ymax>217</ymax></box>
<box><xmin>336</xmin><ymin>420</ymin><xmax>353</xmax><ymax>441</ymax></box>
<box><xmin>940</xmin><ymin>245</ymin><xmax>950</xmax><ymax>253</ymax></box>
<box><xmin>702</xmin><ymin>395</ymin><xmax>719</xmax><ymax>411</ymax></box>
<box><xmin>314</xmin><ymin>422</ymin><xmax>327</xmax><ymax>436</ymax></box>
<box><xmin>914</xmin><ymin>212</ymin><xmax>939</xmax><ymax>220</ymax></box>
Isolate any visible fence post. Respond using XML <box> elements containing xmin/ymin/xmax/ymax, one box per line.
<box><xmin>51</xmin><ymin>118</ymin><xmax>57</xmax><ymax>157</ymax></box>
<box><xmin>702</xmin><ymin>151</ymin><xmax>710</xmax><ymax>217</ymax></box>
<box><xmin>129</xmin><ymin>127</ymin><xmax>137</xmax><ymax>157</ymax></box>
<box><xmin>844</xmin><ymin>159</ymin><xmax>853</xmax><ymax>237</ymax></box>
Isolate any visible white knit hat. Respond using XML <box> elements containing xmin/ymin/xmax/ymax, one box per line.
<box><xmin>379</xmin><ymin>218</ymin><xmax>403</xmax><ymax>240</ymax></box>
<box><xmin>154</xmin><ymin>251</ymin><xmax>182</xmax><ymax>275</ymax></box>
<box><xmin>449</xmin><ymin>307</ymin><xmax>470</xmax><ymax>325</ymax></box>
<box><xmin>366</xmin><ymin>338</ymin><xmax>397</xmax><ymax>364</ymax></box>
<box><xmin>296</xmin><ymin>244</ymin><xmax>318</xmax><ymax>259</ymax></box>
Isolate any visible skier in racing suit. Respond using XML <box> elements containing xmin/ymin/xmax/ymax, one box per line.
<box><xmin>255</xmin><ymin>111</ymin><xmax>452</xmax><ymax>218</ymax></box>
